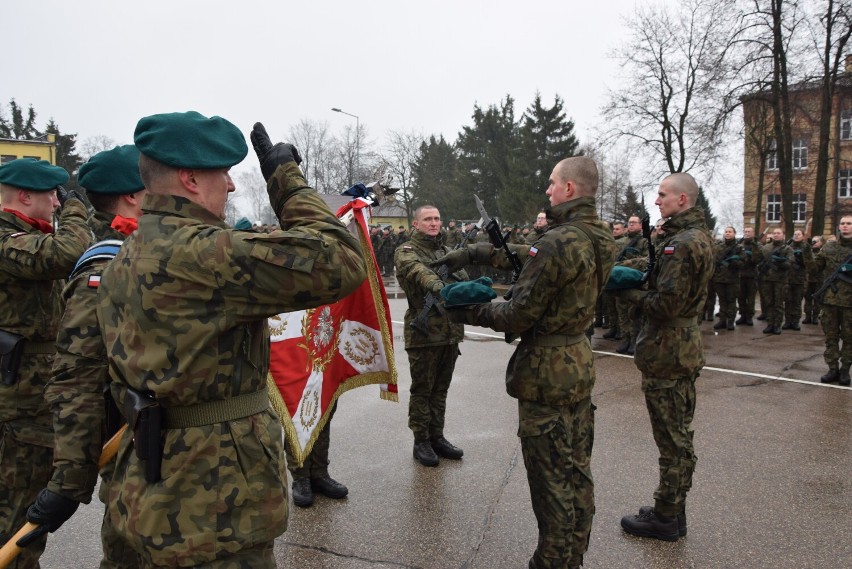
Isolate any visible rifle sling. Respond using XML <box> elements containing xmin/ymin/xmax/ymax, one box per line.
<box><xmin>566</xmin><ymin>221</ymin><xmax>604</xmax><ymax>298</ymax></box>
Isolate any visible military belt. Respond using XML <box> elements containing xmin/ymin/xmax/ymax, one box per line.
<box><xmin>650</xmin><ymin>316</ymin><xmax>698</xmax><ymax>328</ymax></box>
<box><xmin>519</xmin><ymin>332</ymin><xmax>587</xmax><ymax>347</ymax></box>
<box><xmin>164</xmin><ymin>389</ymin><xmax>269</xmax><ymax>429</ymax></box>
<box><xmin>22</xmin><ymin>341</ymin><xmax>55</xmax><ymax>354</ymax></box>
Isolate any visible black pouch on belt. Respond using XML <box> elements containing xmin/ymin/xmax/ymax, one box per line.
<box><xmin>123</xmin><ymin>388</ymin><xmax>163</xmax><ymax>483</ymax></box>
<box><xmin>0</xmin><ymin>330</ymin><xmax>25</xmax><ymax>386</ymax></box>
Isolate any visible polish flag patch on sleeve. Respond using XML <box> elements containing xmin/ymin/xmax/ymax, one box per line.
<box><xmin>663</xmin><ymin>245</ymin><xmax>676</xmax><ymax>255</ymax></box>
<box><xmin>529</xmin><ymin>246</ymin><xmax>538</xmax><ymax>257</ymax></box>
<box><xmin>87</xmin><ymin>275</ymin><xmax>101</xmax><ymax>288</ymax></box>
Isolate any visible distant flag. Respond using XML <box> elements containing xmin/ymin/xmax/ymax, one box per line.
<box><xmin>267</xmin><ymin>196</ymin><xmax>398</xmax><ymax>466</ymax></box>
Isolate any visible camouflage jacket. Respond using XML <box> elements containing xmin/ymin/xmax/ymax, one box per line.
<box><xmin>444</xmin><ymin>227</ymin><xmax>463</xmax><ymax>248</ymax></box>
<box><xmin>395</xmin><ymin>230</ymin><xmax>468</xmax><ymax>348</ymax></box>
<box><xmin>712</xmin><ymin>238</ymin><xmax>744</xmax><ymax>284</ymax></box>
<box><xmin>44</xmin><ymin>211</ymin><xmax>135</xmax><ymax>502</ymax></box>
<box><xmin>616</xmin><ymin>231</ymin><xmax>649</xmax><ymax>263</ymax></box>
<box><xmin>96</xmin><ymin>163</ymin><xmax>366</xmax><ymax>565</ymax></box>
<box><xmin>737</xmin><ymin>237</ymin><xmax>764</xmax><ymax>278</ymax></box>
<box><xmin>759</xmin><ymin>240</ymin><xmax>794</xmax><ymax>283</ymax></box>
<box><xmin>525</xmin><ymin>226</ymin><xmax>546</xmax><ymax>244</ymax></box>
<box><xmin>786</xmin><ymin>240</ymin><xmax>812</xmax><ymax>285</ymax></box>
<box><xmin>0</xmin><ymin>200</ymin><xmax>92</xmax><ymax>424</ymax></box>
<box><xmin>467</xmin><ymin>197</ymin><xmax>617</xmax><ymax>404</ymax></box>
<box><xmin>810</xmin><ymin>236</ymin><xmax>852</xmax><ymax>307</ymax></box>
<box><xmin>623</xmin><ymin>207</ymin><xmax>714</xmax><ymax>382</ymax></box>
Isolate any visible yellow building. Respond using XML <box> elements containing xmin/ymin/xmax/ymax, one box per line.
<box><xmin>742</xmin><ymin>57</ymin><xmax>852</xmax><ymax>238</ymax></box>
<box><xmin>0</xmin><ymin>134</ymin><xmax>57</xmax><ymax>165</ymax></box>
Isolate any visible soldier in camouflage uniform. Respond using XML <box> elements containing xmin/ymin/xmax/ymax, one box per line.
<box><xmin>735</xmin><ymin>226</ymin><xmax>763</xmax><ymax>326</ymax></box>
<box><xmin>395</xmin><ymin>205</ymin><xmax>469</xmax><ymax>467</ymax></box>
<box><xmin>0</xmin><ymin>158</ymin><xmax>92</xmax><ymax>568</ymax></box>
<box><xmin>619</xmin><ymin>173</ymin><xmax>714</xmax><ymax>542</ymax></box>
<box><xmin>783</xmin><ymin>229</ymin><xmax>812</xmax><ymax>330</ymax></box>
<box><xmin>95</xmin><ymin>114</ymin><xmax>366</xmax><ymax>568</ymax></box>
<box><xmin>802</xmin><ymin>236</ymin><xmax>823</xmax><ymax>324</ymax></box>
<box><xmin>615</xmin><ymin>215</ymin><xmax>650</xmax><ymax>353</ymax></box>
<box><xmin>808</xmin><ymin>216</ymin><xmax>852</xmax><ymax>385</ymax></box>
<box><xmin>444</xmin><ymin>219</ymin><xmax>462</xmax><ymax>248</ymax></box>
<box><xmin>759</xmin><ymin>227</ymin><xmax>794</xmax><ymax>334</ymax></box>
<box><xmin>601</xmin><ymin>222</ymin><xmax>627</xmax><ymax>339</ymax></box>
<box><xmin>711</xmin><ymin>227</ymin><xmax>744</xmax><ymax>331</ymax></box>
<box><xmin>443</xmin><ymin>156</ymin><xmax>617</xmax><ymax>569</ymax></box>
<box><xmin>526</xmin><ymin>211</ymin><xmax>548</xmax><ymax>244</ymax></box>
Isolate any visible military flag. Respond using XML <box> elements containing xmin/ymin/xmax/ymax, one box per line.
<box><xmin>267</xmin><ymin>196</ymin><xmax>397</xmax><ymax>466</ymax></box>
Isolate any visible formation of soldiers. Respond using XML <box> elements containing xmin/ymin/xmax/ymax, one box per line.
<box><xmin>370</xmin><ymin>225</ymin><xmax>408</xmax><ymax>277</ymax></box>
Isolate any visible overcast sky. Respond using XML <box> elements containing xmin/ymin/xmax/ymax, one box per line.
<box><xmin>6</xmin><ymin>0</ymin><xmax>743</xmax><ymax>226</ymax></box>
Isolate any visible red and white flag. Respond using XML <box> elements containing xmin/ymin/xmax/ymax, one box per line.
<box><xmin>267</xmin><ymin>197</ymin><xmax>398</xmax><ymax>466</ymax></box>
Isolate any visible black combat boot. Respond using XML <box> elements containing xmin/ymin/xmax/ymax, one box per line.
<box><xmin>639</xmin><ymin>506</ymin><xmax>687</xmax><ymax>537</ymax></box>
<box><xmin>745</xmin><ymin>316</ymin><xmax>754</xmax><ymax>325</ymax></box>
<box><xmin>801</xmin><ymin>316</ymin><xmax>812</xmax><ymax>324</ymax></box>
<box><xmin>789</xmin><ymin>322</ymin><xmax>800</xmax><ymax>331</ymax></box>
<box><xmin>621</xmin><ymin>508</ymin><xmax>679</xmax><ymax>541</ymax></box>
<box><xmin>311</xmin><ymin>473</ymin><xmax>348</xmax><ymax>499</ymax></box>
<box><xmin>713</xmin><ymin>319</ymin><xmax>727</xmax><ymax>330</ymax></box>
<box><xmin>726</xmin><ymin>318</ymin><xmax>735</xmax><ymax>330</ymax></box>
<box><xmin>292</xmin><ymin>477</ymin><xmax>314</xmax><ymax>507</ymax></box>
<box><xmin>757</xmin><ymin>313</ymin><xmax>767</xmax><ymax>321</ymax></box>
<box><xmin>735</xmin><ymin>315</ymin><xmax>748</xmax><ymax>325</ymax></box>
<box><xmin>782</xmin><ymin>322</ymin><xmax>793</xmax><ymax>330</ymax></box>
<box><xmin>413</xmin><ymin>440</ymin><xmax>439</xmax><ymax>466</ymax></box>
<box><xmin>762</xmin><ymin>324</ymin><xmax>775</xmax><ymax>334</ymax></box>
<box><xmin>820</xmin><ymin>368</ymin><xmax>839</xmax><ymax>384</ymax></box>
<box><xmin>430</xmin><ymin>436</ymin><xmax>464</xmax><ymax>459</ymax></box>
<box><xmin>839</xmin><ymin>367</ymin><xmax>851</xmax><ymax>386</ymax></box>
<box><xmin>772</xmin><ymin>325</ymin><xmax>782</xmax><ymax>334</ymax></box>
<box><xmin>602</xmin><ymin>327</ymin><xmax>619</xmax><ymax>340</ymax></box>
<box><xmin>616</xmin><ymin>336</ymin><xmax>631</xmax><ymax>354</ymax></box>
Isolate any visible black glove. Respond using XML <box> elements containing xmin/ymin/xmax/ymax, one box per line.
<box><xmin>250</xmin><ymin>122</ymin><xmax>302</xmax><ymax>181</ymax></box>
<box><xmin>16</xmin><ymin>489</ymin><xmax>80</xmax><ymax>547</ymax></box>
<box><xmin>56</xmin><ymin>185</ymin><xmax>94</xmax><ymax>214</ymax></box>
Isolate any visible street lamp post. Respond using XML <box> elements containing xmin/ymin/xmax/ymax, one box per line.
<box><xmin>331</xmin><ymin>107</ymin><xmax>359</xmax><ymax>184</ymax></box>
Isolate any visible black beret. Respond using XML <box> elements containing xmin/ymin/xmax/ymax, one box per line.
<box><xmin>0</xmin><ymin>158</ymin><xmax>69</xmax><ymax>191</ymax></box>
<box><xmin>134</xmin><ymin>111</ymin><xmax>248</xmax><ymax>169</ymax></box>
<box><xmin>78</xmin><ymin>145</ymin><xmax>144</xmax><ymax>195</ymax></box>
<box><xmin>441</xmin><ymin>277</ymin><xmax>498</xmax><ymax>308</ymax></box>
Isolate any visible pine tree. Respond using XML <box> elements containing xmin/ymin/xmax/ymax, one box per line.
<box><xmin>411</xmin><ymin>135</ymin><xmax>463</xmax><ymax>221</ymax></box>
<box><xmin>44</xmin><ymin>119</ymin><xmax>83</xmax><ymax>191</ymax></box>
<box><xmin>696</xmin><ymin>186</ymin><xmax>717</xmax><ymax>232</ymax></box>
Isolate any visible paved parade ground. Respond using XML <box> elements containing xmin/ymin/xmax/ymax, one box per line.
<box><xmin>41</xmin><ymin>293</ymin><xmax>850</xmax><ymax>568</ymax></box>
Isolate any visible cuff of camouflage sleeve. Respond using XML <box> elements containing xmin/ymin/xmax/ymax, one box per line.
<box><xmin>268</xmin><ymin>161</ymin><xmax>312</xmax><ymax>215</ymax></box>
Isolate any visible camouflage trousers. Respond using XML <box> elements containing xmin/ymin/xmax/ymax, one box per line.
<box><xmin>98</xmin><ymin>459</ymin><xmax>142</xmax><ymax>569</ymax></box>
<box><xmin>819</xmin><ymin>305</ymin><xmax>852</xmax><ymax>369</ymax></box>
<box><xmin>519</xmin><ymin>397</ymin><xmax>595</xmax><ymax>569</ymax></box>
<box><xmin>759</xmin><ymin>280</ymin><xmax>787</xmax><ymax>326</ymax></box>
<box><xmin>784</xmin><ymin>282</ymin><xmax>805</xmax><ymax>324</ymax></box>
<box><xmin>185</xmin><ymin>542</ymin><xmax>275</xmax><ymax>568</ymax></box>
<box><xmin>641</xmin><ymin>374</ymin><xmax>697</xmax><ymax>518</ymax></box>
<box><xmin>286</xmin><ymin>402</ymin><xmax>336</xmax><ymax>479</ymax></box>
<box><xmin>803</xmin><ymin>281</ymin><xmax>819</xmax><ymax>322</ymax></box>
<box><xmin>703</xmin><ymin>281</ymin><xmax>716</xmax><ymax>320</ymax></box>
<box><xmin>602</xmin><ymin>292</ymin><xmax>618</xmax><ymax>329</ymax></box>
<box><xmin>737</xmin><ymin>277</ymin><xmax>758</xmax><ymax>318</ymax></box>
<box><xmin>0</xmin><ymin>419</ymin><xmax>53</xmax><ymax>569</ymax></box>
<box><xmin>406</xmin><ymin>345</ymin><xmax>460</xmax><ymax>441</ymax></box>
<box><xmin>714</xmin><ymin>281</ymin><xmax>739</xmax><ymax>321</ymax></box>
<box><xmin>616</xmin><ymin>298</ymin><xmax>640</xmax><ymax>340</ymax></box>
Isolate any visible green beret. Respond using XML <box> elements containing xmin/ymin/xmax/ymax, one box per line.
<box><xmin>234</xmin><ymin>217</ymin><xmax>253</xmax><ymax>230</ymax></box>
<box><xmin>0</xmin><ymin>158</ymin><xmax>69</xmax><ymax>191</ymax></box>
<box><xmin>78</xmin><ymin>145</ymin><xmax>144</xmax><ymax>195</ymax></box>
<box><xmin>441</xmin><ymin>277</ymin><xmax>497</xmax><ymax>308</ymax></box>
<box><xmin>134</xmin><ymin>111</ymin><xmax>248</xmax><ymax>169</ymax></box>
<box><xmin>605</xmin><ymin>266</ymin><xmax>645</xmax><ymax>291</ymax></box>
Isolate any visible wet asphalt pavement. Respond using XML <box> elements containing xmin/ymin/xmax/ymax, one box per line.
<box><xmin>39</xmin><ymin>286</ymin><xmax>851</xmax><ymax>568</ymax></box>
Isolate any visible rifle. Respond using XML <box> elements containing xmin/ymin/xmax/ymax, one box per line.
<box><xmin>474</xmin><ymin>195</ymin><xmax>523</xmax><ymax>300</ymax></box>
<box><xmin>640</xmin><ymin>194</ymin><xmax>656</xmax><ymax>283</ymax></box>
<box><xmin>409</xmin><ymin>223</ymin><xmax>481</xmax><ymax>335</ymax></box>
<box><xmin>812</xmin><ymin>252</ymin><xmax>852</xmax><ymax>304</ymax></box>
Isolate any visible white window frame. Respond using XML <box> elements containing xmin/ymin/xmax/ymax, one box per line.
<box><xmin>792</xmin><ymin>193</ymin><xmax>806</xmax><ymax>223</ymax></box>
<box><xmin>766</xmin><ymin>194</ymin><xmax>781</xmax><ymax>222</ymax></box>
<box><xmin>765</xmin><ymin>193</ymin><xmax>807</xmax><ymax>222</ymax></box>
<box><xmin>767</xmin><ymin>139</ymin><xmax>778</xmax><ymax>170</ymax></box>
<box><xmin>841</xmin><ymin>110</ymin><xmax>852</xmax><ymax>141</ymax></box>
<box><xmin>839</xmin><ymin>169</ymin><xmax>852</xmax><ymax>199</ymax></box>
<box><xmin>792</xmin><ymin>139</ymin><xmax>808</xmax><ymax>170</ymax></box>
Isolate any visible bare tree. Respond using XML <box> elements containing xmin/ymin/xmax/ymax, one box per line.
<box><xmin>603</xmin><ymin>0</ymin><xmax>740</xmax><ymax>181</ymax></box>
<box><xmin>79</xmin><ymin>135</ymin><xmax>117</xmax><ymax>160</ymax></box>
<box><xmin>381</xmin><ymin>129</ymin><xmax>424</xmax><ymax>224</ymax></box>
<box><xmin>233</xmin><ymin>168</ymin><xmax>276</xmax><ymax>226</ymax></box>
<box><xmin>288</xmin><ymin>118</ymin><xmax>335</xmax><ymax>192</ymax></box>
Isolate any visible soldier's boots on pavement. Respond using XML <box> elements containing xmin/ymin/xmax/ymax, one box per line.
<box><xmin>616</xmin><ymin>335</ymin><xmax>631</xmax><ymax>354</ymax></box>
<box><xmin>735</xmin><ymin>315</ymin><xmax>754</xmax><ymax>326</ymax></box>
<box><xmin>602</xmin><ymin>327</ymin><xmax>619</xmax><ymax>340</ymax></box>
<box><xmin>312</xmin><ymin>473</ymin><xmax>349</xmax><ymax>499</ymax></box>
<box><xmin>839</xmin><ymin>367</ymin><xmax>851</xmax><ymax>387</ymax></box>
<box><xmin>292</xmin><ymin>478</ymin><xmax>314</xmax><ymax>508</ymax></box>
<box><xmin>781</xmin><ymin>321</ymin><xmax>801</xmax><ymax>331</ymax></box>
<box><xmin>820</xmin><ymin>368</ymin><xmax>840</xmax><ymax>384</ymax></box>
<box><xmin>621</xmin><ymin>508</ymin><xmax>680</xmax><ymax>541</ymax></box>
<box><xmin>757</xmin><ymin>313</ymin><xmax>767</xmax><ymax>321</ymax></box>
<box><xmin>431</xmin><ymin>436</ymin><xmax>464</xmax><ymax>459</ymax></box>
<box><xmin>413</xmin><ymin>440</ymin><xmax>439</xmax><ymax>467</ymax></box>
<box><xmin>763</xmin><ymin>324</ymin><xmax>782</xmax><ymax>335</ymax></box>
<box><xmin>713</xmin><ymin>318</ymin><xmax>727</xmax><ymax>330</ymax></box>
<box><xmin>639</xmin><ymin>505</ymin><xmax>687</xmax><ymax>536</ymax></box>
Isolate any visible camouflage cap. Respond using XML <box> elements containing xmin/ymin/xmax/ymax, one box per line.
<box><xmin>78</xmin><ymin>145</ymin><xmax>145</xmax><ymax>194</ymax></box>
<box><xmin>441</xmin><ymin>277</ymin><xmax>497</xmax><ymax>307</ymax></box>
<box><xmin>134</xmin><ymin>111</ymin><xmax>248</xmax><ymax>169</ymax></box>
<box><xmin>604</xmin><ymin>266</ymin><xmax>644</xmax><ymax>290</ymax></box>
<box><xmin>0</xmin><ymin>158</ymin><xmax>69</xmax><ymax>191</ymax></box>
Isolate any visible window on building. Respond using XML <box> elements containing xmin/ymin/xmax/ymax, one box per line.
<box><xmin>1</xmin><ymin>155</ymin><xmax>16</xmax><ymax>164</ymax></box>
<box><xmin>767</xmin><ymin>140</ymin><xmax>778</xmax><ymax>170</ymax></box>
<box><xmin>842</xmin><ymin>110</ymin><xmax>852</xmax><ymax>141</ymax></box>
<box><xmin>840</xmin><ymin>169</ymin><xmax>852</xmax><ymax>199</ymax></box>
<box><xmin>766</xmin><ymin>193</ymin><xmax>807</xmax><ymax>222</ymax></box>
<box><xmin>792</xmin><ymin>139</ymin><xmax>808</xmax><ymax>169</ymax></box>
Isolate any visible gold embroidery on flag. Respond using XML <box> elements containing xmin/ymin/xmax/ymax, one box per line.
<box><xmin>297</xmin><ymin>307</ymin><xmax>341</xmax><ymax>373</ymax></box>
<box><xmin>343</xmin><ymin>326</ymin><xmax>380</xmax><ymax>366</ymax></box>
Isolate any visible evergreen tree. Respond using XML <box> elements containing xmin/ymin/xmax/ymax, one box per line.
<box><xmin>696</xmin><ymin>186</ymin><xmax>716</xmax><ymax>233</ymax></box>
<box><xmin>455</xmin><ymin>96</ymin><xmax>516</xmax><ymax>221</ymax></box>
<box><xmin>9</xmin><ymin>100</ymin><xmax>39</xmax><ymax>140</ymax></box>
<box><xmin>411</xmin><ymin>135</ymin><xmax>462</xmax><ymax>221</ymax></box>
<box><xmin>508</xmin><ymin>93</ymin><xmax>580</xmax><ymax>223</ymax></box>
<box><xmin>617</xmin><ymin>184</ymin><xmax>647</xmax><ymax>222</ymax></box>
<box><xmin>44</xmin><ymin>119</ymin><xmax>84</xmax><ymax>191</ymax></box>
<box><xmin>0</xmin><ymin>104</ymin><xmax>11</xmax><ymax>138</ymax></box>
